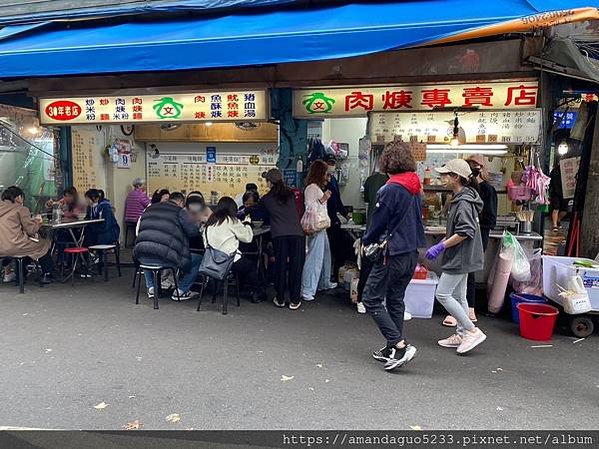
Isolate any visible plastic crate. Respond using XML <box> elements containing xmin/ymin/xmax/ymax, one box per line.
<box><xmin>542</xmin><ymin>255</ymin><xmax>599</xmax><ymax>311</ymax></box>
<box><xmin>404</xmin><ymin>272</ymin><xmax>438</xmax><ymax>319</ymax></box>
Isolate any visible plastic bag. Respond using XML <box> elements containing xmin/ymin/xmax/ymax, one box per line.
<box><xmin>512</xmin><ymin>248</ymin><xmax>543</xmax><ymax>295</ymax></box>
<box><xmin>503</xmin><ymin>231</ymin><xmax>531</xmax><ymax>282</ymax></box>
<box><xmin>559</xmin><ymin>276</ymin><xmax>592</xmax><ymax>314</ymax></box>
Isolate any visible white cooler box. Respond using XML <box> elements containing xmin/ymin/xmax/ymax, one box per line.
<box><xmin>542</xmin><ymin>255</ymin><xmax>599</xmax><ymax>310</ymax></box>
<box><xmin>404</xmin><ymin>272</ymin><xmax>438</xmax><ymax>319</ymax></box>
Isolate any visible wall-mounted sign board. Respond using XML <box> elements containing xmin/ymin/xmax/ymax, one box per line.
<box><xmin>39</xmin><ymin>90</ymin><xmax>268</xmax><ymax>124</ymax></box>
<box><xmin>293</xmin><ymin>81</ymin><xmax>539</xmax><ymax>118</ymax></box>
<box><xmin>368</xmin><ymin>109</ymin><xmax>542</xmax><ymax>145</ymax></box>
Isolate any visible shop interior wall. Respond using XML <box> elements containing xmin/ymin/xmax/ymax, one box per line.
<box><xmin>320</xmin><ymin>118</ymin><xmax>368</xmax><ymax>209</ymax></box>
<box><xmin>70</xmin><ymin>125</ymin><xmax>146</xmax><ymax>241</ymax></box>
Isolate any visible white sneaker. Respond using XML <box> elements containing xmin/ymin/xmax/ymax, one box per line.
<box><xmin>327</xmin><ymin>282</ymin><xmax>338</xmax><ymax>290</ymax></box>
<box><xmin>438</xmin><ymin>333</ymin><xmax>462</xmax><ymax>348</ymax></box>
<box><xmin>302</xmin><ymin>295</ymin><xmax>315</xmax><ymax>302</ymax></box>
<box><xmin>171</xmin><ymin>289</ymin><xmax>196</xmax><ymax>301</ymax></box>
<box><xmin>457</xmin><ymin>328</ymin><xmax>487</xmax><ymax>354</ymax></box>
<box><xmin>404</xmin><ymin>311</ymin><xmax>412</xmax><ymax>321</ymax></box>
<box><xmin>3</xmin><ymin>272</ymin><xmax>16</xmax><ymax>283</ymax></box>
<box><xmin>147</xmin><ymin>287</ymin><xmax>154</xmax><ymax>299</ymax></box>
<box><xmin>273</xmin><ymin>297</ymin><xmax>285</xmax><ymax>308</ymax></box>
<box><xmin>357</xmin><ymin>302</ymin><xmax>366</xmax><ymax>314</ymax></box>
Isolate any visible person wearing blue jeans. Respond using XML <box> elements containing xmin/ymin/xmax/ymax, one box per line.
<box><xmin>143</xmin><ymin>253</ymin><xmax>202</xmax><ymax>298</ymax></box>
<box><xmin>301</xmin><ymin>229</ymin><xmax>335</xmax><ymax>301</ymax></box>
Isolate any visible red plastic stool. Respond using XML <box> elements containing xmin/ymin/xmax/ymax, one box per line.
<box><xmin>63</xmin><ymin>247</ymin><xmax>93</xmax><ymax>285</ymax></box>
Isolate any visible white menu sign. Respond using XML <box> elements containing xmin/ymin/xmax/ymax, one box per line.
<box><xmin>369</xmin><ymin>109</ymin><xmax>542</xmax><ymax>144</ymax></box>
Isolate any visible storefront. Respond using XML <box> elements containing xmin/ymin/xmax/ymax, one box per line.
<box><xmin>37</xmin><ymin>89</ymin><xmax>277</xmax><ymax>232</ymax></box>
<box><xmin>291</xmin><ymin>79</ymin><xmax>547</xmax><ymax>281</ymax></box>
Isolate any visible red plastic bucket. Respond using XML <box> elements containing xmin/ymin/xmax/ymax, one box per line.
<box><xmin>517</xmin><ymin>303</ymin><xmax>559</xmax><ymax>341</ymax></box>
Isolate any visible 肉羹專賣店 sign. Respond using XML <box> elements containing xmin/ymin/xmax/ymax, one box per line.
<box><xmin>293</xmin><ymin>81</ymin><xmax>538</xmax><ymax>118</ymax></box>
<box><xmin>38</xmin><ymin>91</ymin><xmax>268</xmax><ymax>124</ymax></box>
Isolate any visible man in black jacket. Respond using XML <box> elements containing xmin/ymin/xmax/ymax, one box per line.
<box><xmin>134</xmin><ymin>192</ymin><xmax>200</xmax><ymax>301</ymax></box>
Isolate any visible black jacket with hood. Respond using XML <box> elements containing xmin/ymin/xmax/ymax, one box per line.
<box><xmin>442</xmin><ymin>186</ymin><xmax>484</xmax><ymax>274</ymax></box>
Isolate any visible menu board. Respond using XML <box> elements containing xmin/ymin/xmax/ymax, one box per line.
<box><xmin>369</xmin><ymin>109</ymin><xmax>542</xmax><ymax>145</ymax></box>
<box><xmin>560</xmin><ymin>157</ymin><xmax>581</xmax><ymax>199</ymax></box>
<box><xmin>71</xmin><ymin>127</ymin><xmax>105</xmax><ymax>192</ymax></box>
<box><xmin>147</xmin><ymin>151</ymin><xmax>276</xmax><ymax>200</ymax></box>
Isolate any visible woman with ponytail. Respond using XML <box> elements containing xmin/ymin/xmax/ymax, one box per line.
<box><xmin>425</xmin><ymin>159</ymin><xmax>487</xmax><ymax>355</ymax></box>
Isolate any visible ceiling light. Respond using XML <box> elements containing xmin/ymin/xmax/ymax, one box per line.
<box><xmin>557</xmin><ymin>140</ymin><xmax>569</xmax><ymax>155</ymax></box>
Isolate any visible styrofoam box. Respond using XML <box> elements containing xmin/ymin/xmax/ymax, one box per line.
<box><xmin>404</xmin><ymin>272</ymin><xmax>438</xmax><ymax>319</ymax></box>
<box><xmin>542</xmin><ymin>255</ymin><xmax>599</xmax><ymax>311</ymax></box>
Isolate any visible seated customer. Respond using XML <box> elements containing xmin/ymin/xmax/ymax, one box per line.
<box><xmin>151</xmin><ymin>189</ymin><xmax>170</xmax><ymax>205</ymax></box>
<box><xmin>237</xmin><ymin>190</ymin><xmax>267</xmax><ymax>222</ymax></box>
<box><xmin>234</xmin><ymin>183</ymin><xmax>259</xmax><ymax>208</ymax></box>
<box><xmin>204</xmin><ymin>197</ymin><xmax>265</xmax><ymax>303</ymax></box>
<box><xmin>84</xmin><ymin>189</ymin><xmax>120</xmax><ymax>246</ymax></box>
<box><xmin>134</xmin><ymin>192</ymin><xmax>201</xmax><ymax>301</ymax></box>
<box><xmin>46</xmin><ymin>187</ymin><xmax>86</xmax><ymax>219</ymax></box>
<box><xmin>186</xmin><ymin>191</ymin><xmax>212</xmax><ymax>253</ymax></box>
<box><xmin>0</xmin><ymin>186</ymin><xmax>54</xmax><ymax>283</ymax></box>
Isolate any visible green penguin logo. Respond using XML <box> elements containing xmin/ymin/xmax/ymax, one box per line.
<box><xmin>302</xmin><ymin>92</ymin><xmax>336</xmax><ymax>114</ymax></box>
<box><xmin>153</xmin><ymin>97</ymin><xmax>184</xmax><ymax>119</ymax></box>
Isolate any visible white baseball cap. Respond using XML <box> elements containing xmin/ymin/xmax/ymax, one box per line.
<box><xmin>435</xmin><ymin>159</ymin><xmax>473</xmax><ymax>179</ymax></box>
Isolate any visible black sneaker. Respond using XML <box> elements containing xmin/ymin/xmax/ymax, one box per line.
<box><xmin>372</xmin><ymin>346</ymin><xmax>392</xmax><ymax>362</ymax></box>
<box><xmin>384</xmin><ymin>344</ymin><xmax>417</xmax><ymax>371</ymax></box>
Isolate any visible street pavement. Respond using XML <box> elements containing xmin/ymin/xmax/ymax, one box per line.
<box><xmin>0</xmin><ymin>270</ymin><xmax>597</xmax><ymax>430</ymax></box>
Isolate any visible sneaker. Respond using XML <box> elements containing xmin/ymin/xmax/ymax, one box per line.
<box><xmin>404</xmin><ymin>311</ymin><xmax>412</xmax><ymax>321</ymax></box>
<box><xmin>289</xmin><ymin>301</ymin><xmax>301</xmax><ymax>310</ymax></box>
<box><xmin>384</xmin><ymin>344</ymin><xmax>417</xmax><ymax>371</ymax></box>
<box><xmin>273</xmin><ymin>297</ymin><xmax>285</xmax><ymax>308</ymax></box>
<box><xmin>357</xmin><ymin>302</ymin><xmax>366</xmax><ymax>314</ymax></box>
<box><xmin>302</xmin><ymin>295</ymin><xmax>315</xmax><ymax>302</ymax></box>
<box><xmin>438</xmin><ymin>333</ymin><xmax>462</xmax><ymax>348</ymax></box>
<box><xmin>372</xmin><ymin>346</ymin><xmax>392</xmax><ymax>362</ymax></box>
<box><xmin>171</xmin><ymin>289</ymin><xmax>196</xmax><ymax>301</ymax></box>
<box><xmin>147</xmin><ymin>287</ymin><xmax>154</xmax><ymax>299</ymax></box>
<box><xmin>326</xmin><ymin>282</ymin><xmax>338</xmax><ymax>290</ymax></box>
<box><xmin>456</xmin><ymin>328</ymin><xmax>487</xmax><ymax>354</ymax></box>
<box><xmin>2</xmin><ymin>272</ymin><xmax>16</xmax><ymax>283</ymax></box>
<box><xmin>40</xmin><ymin>273</ymin><xmax>54</xmax><ymax>285</ymax></box>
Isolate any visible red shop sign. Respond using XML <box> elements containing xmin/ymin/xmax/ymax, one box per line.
<box><xmin>44</xmin><ymin>100</ymin><xmax>82</xmax><ymax>121</ymax></box>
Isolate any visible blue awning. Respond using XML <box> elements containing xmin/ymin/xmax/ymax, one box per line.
<box><xmin>0</xmin><ymin>1</ymin><xmax>597</xmax><ymax>78</ymax></box>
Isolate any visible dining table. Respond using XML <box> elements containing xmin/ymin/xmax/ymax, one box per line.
<box><xmin>42</xmin><ymin>218</ymin><xmax>105</xmax><ymax>247</ymax></box>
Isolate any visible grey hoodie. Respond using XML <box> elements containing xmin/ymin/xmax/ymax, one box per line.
<box><xmin>442</xmin><ymin>186</ymin><xmax>484</xmax><ymax>274</ymax></box>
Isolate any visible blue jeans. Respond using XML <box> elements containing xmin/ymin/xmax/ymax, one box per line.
<box><xmin>143</xmin><ymin>253</ymin><xmax>202</xmax><ymax>293</ymax></box>
<box><xmin>301</xmin><ymin>230</ymin><xmax>333</xmax><ymax>299</ymax></box>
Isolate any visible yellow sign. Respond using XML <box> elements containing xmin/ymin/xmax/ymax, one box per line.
<box><xmin>39</xmin><ymin>90</ymin><xmax>268</xmax><ymax>124</ymax></box>
<box><xmin>293</xmin><ymin>81</ymin><xmax>539</xmax><ymax>118</ymax></box>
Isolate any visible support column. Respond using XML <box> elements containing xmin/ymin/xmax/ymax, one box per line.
<box><xmin>271</xmin><ymin>88</ymin><xmax>307</xmax><ymax>187</ymax></box>
<box><xmin>580</xmin><ymin>102</ymin><xmax>599</xmax><ymax>258</ymax></box>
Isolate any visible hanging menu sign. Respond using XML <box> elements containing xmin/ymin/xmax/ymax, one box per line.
<box><xmin>369</xmin><ymin>109</ymin><xmax>542</xmax><ymax>145</ymax></box>
<box><xmin>293</xmin><ymin>81</ymin><xmax>538</xmax><ymax>118</ymax></box>
<box><xmin>39</xmin><ymin>90</ymin><xmax>268</xmax><ymax>125</ymax></box>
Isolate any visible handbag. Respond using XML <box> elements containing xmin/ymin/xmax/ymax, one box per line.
<box><xmin>301</xmin><ymin>200</ymin><xmax>331</xmax><ymax>234</ymax></box>
<box><xmin>198</xmin><ymin>229</ymin><xmax>236</xmax><ymax>281</ymax></box>
<box><xmin>364</xmin><ymin>195</ymin><xmax>415</xmax><ymax>262</ymax></box>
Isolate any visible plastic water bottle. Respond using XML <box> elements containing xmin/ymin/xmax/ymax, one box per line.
<box><xmin>52</xmin><ymin>204</ymin><xmax>62</xmax><ymax>223</ymax></box>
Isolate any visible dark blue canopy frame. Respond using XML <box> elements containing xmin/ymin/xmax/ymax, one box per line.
<box><xmin>0</xmin><ymin>1</ymin><xmax>597</xmax><ymax>78</ymax></box>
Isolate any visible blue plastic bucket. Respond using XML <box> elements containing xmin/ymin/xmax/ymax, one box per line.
<box><xmin>510</xmin><ymin>293</ymin><xmax>547</xmax><ymax>324</ymax></box>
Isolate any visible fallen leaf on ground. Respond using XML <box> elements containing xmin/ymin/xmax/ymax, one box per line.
<box><xmin>316</xmin><ymin>364</ymin><xmax>323</xmax><ymax>368</ymax></box>
<box><xmin>135</xmin><ymin>357</ymin><xmax>142</xmax><ymax>361</ymax></box>
<box><xmin>497</xmin><ymin>407</ymin><xmax>504</xmax><ymax>411</ymax></box>
<box><xmin>497</xmin><ymin>368</ymin><xmax>503</xmax><ymax>372</ymax></box>
<box><xmin>122</xmin><ymin>420</ymin><xmax>142</xmax><ymax>430</ymax></box>
<box><xmin>22</xmin><ymin>313</ymin><xmax>28</xmax><ymax>316</ymax></box>
<box><xmin>166</xmin><ymin>413</ymin><xmax>181</xmax><ymax>423</ymax></box>
<box><xmin>325</xmin><ymin>379</ymin><xmax>330</xmax><ymax>383</ymax></box>
<box><xmin>308</xmin><ymin>387</ymin><xmax>315</xmax><ymax>391</ymax></box>
<box><xmin>128</xmin><ymin>395</ymin><xmax>136</xmax><ymax>399</ymax></box>
<box><xmin>45</xmin><ymin>349</ymin><xmax>52</xmax><ymax>353</ymax></box>
<box><xmin>409</xmin><ymin>426</ymin><xmax>422</xmax><ymax>431</ymax></box>
<box><xmin>491</xmin><ymin>370</ymin><xmax>497</xmax><ymax>374</ymax></box>
<box><xmin>93</xmin><ymin>402</ymin><xmax>109</xmax><ymax>410</ymax></box>
<box><xmin>280</xmin><ymin>375</ymin><xmax>294</xmax><ymax>382</ymax></box>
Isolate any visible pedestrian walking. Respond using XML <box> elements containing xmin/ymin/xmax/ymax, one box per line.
<box><xmin>361</xmin><ymin>141</ymin><xmax>425</xmax><ymax>372</ymax></box>
<box><xmin>425</xmin><ymin>159</ymin><xmax>487</xmax><ymax>354</ymax></box>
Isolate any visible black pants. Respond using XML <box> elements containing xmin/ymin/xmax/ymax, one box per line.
<box><xmin>273</xmin><ymin>235</ymin><xmax>305</xmax><ymax>304</ymax></box>
<box><xmin>466</xmin><ymin>228</ymin><xmax>490</xmax><ymax>308</ymax></box>
<box><xmin>357</xmin><ymin>255</ymin><xmax>373</xmax><ymax>303</ymax></box>
<box><xmin>13</xmin><ymin>250</ymin><xmax>54</xmax><ymax>276</ymax></box>
<box><xmin>233</xmin><ymin>256</ymin><xmax>262</xmax><ymax>292</ymax></box>
<box><xmin>327</xmin><ymin>223</ymin><xmax>353</xmax><ymax>280</ymax></box>
<box><xmin>362</xmin><ymin>251</ymin><xmax>418</xmax><ymax>348</ymax></box>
